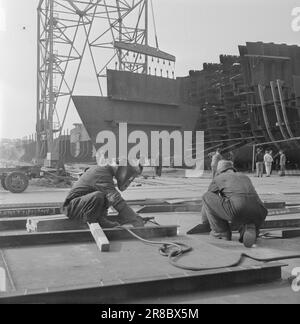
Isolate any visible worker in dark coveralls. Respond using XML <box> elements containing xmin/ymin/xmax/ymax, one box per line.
<box><xmin>62</xmin><ymin>161</ymin><xmax>144</xmax><ymax>228</ymax></box>
<box><xmin>201</xmin><ymin>160</ymin><xmax>268</xmax><ymax>248</ymax></box>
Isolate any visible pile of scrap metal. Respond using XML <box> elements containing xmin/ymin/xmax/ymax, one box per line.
<box><xmin>185</xmin><ymin>42</ymin><xmax>300</xmax><ymax>166</ymax></box>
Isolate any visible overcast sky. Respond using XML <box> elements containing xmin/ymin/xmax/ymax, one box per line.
<box><xmin>1</xmin><ymin>0</ymin><xmax>300</xmax><ymax>139</ymax></box>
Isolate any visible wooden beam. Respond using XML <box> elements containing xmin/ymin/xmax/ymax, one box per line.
<box><xmin>88</xmin><ymin>223</ymin><xmax>110</xmax><ymax>252</ymax></box>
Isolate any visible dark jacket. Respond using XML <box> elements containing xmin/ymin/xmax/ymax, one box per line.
<box><xmin>255</xmin><ymin>151</ymin><xmax>264</xmax><ymax>163</ymax></box>
<box><xmin>63</xmin><ymin>166</ymin><xmax>126</xmax><ymax>212</ymax></box>
<box><xmin>280</xmin><ymin>154</ymin><xmax>287</xmax><ymax>166</ymax></box>
<box><xmin>207</xmin><ymin>171</ymin><xmax>268</xmax><ymax>226</ymax></box>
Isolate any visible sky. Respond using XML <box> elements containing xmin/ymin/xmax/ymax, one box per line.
<box><xmin>1</xmin><ymin>0</ymin><xmax>300</xmax><ymax>139</ymax></box>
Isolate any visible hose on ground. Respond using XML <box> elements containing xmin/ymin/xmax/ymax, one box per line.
<box><xmin>118</xmin><ymin>226</ymin><xmax>300</xmax><ymax>271</ymax></box>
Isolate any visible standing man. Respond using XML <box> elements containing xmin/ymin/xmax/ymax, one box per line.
<box><xmin>62</xmin><ymin>160</ymin><xmax>145</xmax><ymax>228</ymax></box>
<box><xmin>200</xmin><ymin>160</ymin><xmax>268</xmax><ymax>248</ymax></box>
<box><xmin>255</xmin><ymin>147</ymin><xmax>264</xmax><ymax>177</ymax></box>
<box><xmin>211</xmin><ymin>148</ymin><xmax>223</xmax><ymax>178</ymax></box>
<box><xmin>264</xmin><ymin>150</ymin><xmax>273</xmax><ymax>177</ymax></box>
<box><xmin>279</xmin><ymin>150</ymin><xmax>287</xmax><ymax>177</ymax></box>
<box><xmin>154</xmin><ymin>154</ymin><xmax>163</xmax><ymax>178</ymax></box>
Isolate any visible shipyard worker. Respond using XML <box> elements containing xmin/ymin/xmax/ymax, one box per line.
<box><xmin>200</xmin><ymin>160</ymin><xmax>267</xmax><ymax>248</ymax></box>
<box><xmin>62</xmin><ymin>159</ymin><xmax>145</xmax><ymax>228</ymax></box>
<box><xmin>264</xmin><ymin>150</ymin><xmax>273</xmax><ymax>177</ymax></box>
<box><xmin>255</xmin><ymin>147</ymin><xmax>264</xmax><ymax>177</ymax></box>
<box><xmin>279</xmin><ymin>150</ymin><xmax>287</xmax><ymax>177</ymax></box>
<box><xmin>211</xmin><ymin>148</ymin><xmax>223</xmax><ymax>178</ymax></box>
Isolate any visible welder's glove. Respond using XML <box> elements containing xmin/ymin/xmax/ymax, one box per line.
<box><xmin>116</xmin><ymin>202</ymin><xmax>145</xmax><ymax>227</ymax></box>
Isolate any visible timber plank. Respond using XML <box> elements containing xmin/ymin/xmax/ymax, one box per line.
<box><xmin>88</xmin><ymin>223</ymin><xmax>110</xmax><ymax>252</ymax></box>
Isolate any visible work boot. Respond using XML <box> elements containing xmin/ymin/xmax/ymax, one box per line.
<box><xmin>210</xmin><ymin>230</ymin><xmax>232</xmax><ymax>241</ymax></box>
<box><xmin>239</xmin><ymin>224</ymin><xmax>257</xmax><ymax>248</ymax></box>
<box><xmin>98</xmin><ymin>217</ymin><xmax>120</xmax><ymax>229</ymax></box>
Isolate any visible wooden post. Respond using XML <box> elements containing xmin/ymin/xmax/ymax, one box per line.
<box><xmin>88</xmin><ymin>223</ymin><xmax>110</xmax><ymax>252</ymax></box>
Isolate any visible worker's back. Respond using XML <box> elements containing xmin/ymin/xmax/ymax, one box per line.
<box><xmin>214</xmin><ymin>172</ymin><xmax>267</xmax><ymax>226</ymax></box>
<box><xmin>214</xmin><ymin>172</ymin><xmax>259</xmax><ymax>198</ymax></box>
<box><xmin>75</xmin><ymin>166</ymin><xmax>115</xmax><ymax>191</ymax></box>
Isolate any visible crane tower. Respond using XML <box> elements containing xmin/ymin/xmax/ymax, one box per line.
<box><xmin>36</xmin><ymin>0</ymin><xmax>175</xmax><ymax>162</ymax></box>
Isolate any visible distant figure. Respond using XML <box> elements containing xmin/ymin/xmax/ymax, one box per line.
<box><xmin>154</xmin><ymin>155</ymin><xmax>163</xmax><ymax>178</ymax></box>
<box><xmin>255</xmin><ymin>147</ymin><xmax>264</xmax><ymax>177</ymax></box>
<box><xmin>211</xmin><ymin>148</ymin><xmax>223</xmax><ymax>178</ymax></box>
<box><xmin>269</xmin><ymin>150</ymin><xmax>274</xmax><ymax>174</ymax></box>
<box><xmin>264</xmin><ymin>150</ymin><xmax>273</xmax><ymax>177</ymax></box>
<box><xmin>200</xmin><ymin>160</ymin><xmax>268</xmax><ymax>248</ymax></box>
<box><xmin>279</xmin><ymin>150</ymin><xmax>287</xmax><ymax>177</ymax></box>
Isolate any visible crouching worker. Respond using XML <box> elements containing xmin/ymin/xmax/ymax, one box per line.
<box><xmin>201</xmin><ymin>160</ymin><xmax>268</xmax><ymax>248</ymax></box>
<box><xmin>62</xmin><ymin>161</ymin><xmax>144</xmax><ymax>228</ymax></box>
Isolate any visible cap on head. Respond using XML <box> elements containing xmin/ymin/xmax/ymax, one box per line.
<box><xmin>216</xmin><ymin>160</ymin><xmax>236</xmax><ymax>175</ymax></box>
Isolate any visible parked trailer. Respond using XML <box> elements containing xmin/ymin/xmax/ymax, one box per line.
<box><xmin>0</xmin><ymin>165</ymin><xmax>43</xmax><ymax>193</ymax></box>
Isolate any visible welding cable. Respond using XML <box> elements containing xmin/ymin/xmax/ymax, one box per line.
<box><xmin>119</xmin><ymin>226</ymin><xmax>300</xmax><ymax>272</ymax></box>
<box><xmin>117</xmin><ymin>225</ymin><xmax>191</xmax><ymax>252</ymax></box>
<box><xmin>167</xmin><ymin>251</ymin><xmax>300</xmax><ymax>272</ymax></box>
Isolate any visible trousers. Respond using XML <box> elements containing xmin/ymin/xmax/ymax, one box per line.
<box><xmin>64</xmin><ymin>191</ymin><xmax>108</xmax><ymax>223</ymax></box>
<box><xmin>201</xmin><ymin>191</ymin><xmax>267</xmax><ymax>235</ymax></box>
<box><xmin>256</xmin><ymin>162</ymin><xmax>264</xmax><ymax>177</ymax></box>
<box><xmin>265</xmin><ymin>162</ymin><xmax>272</xmax><ymax>176</ymax></box>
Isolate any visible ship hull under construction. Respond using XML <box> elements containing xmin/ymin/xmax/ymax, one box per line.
<box><xmin>72</xmin><ymin>42</ymin><xmax>300</xmax><ymax>168</ymax></box>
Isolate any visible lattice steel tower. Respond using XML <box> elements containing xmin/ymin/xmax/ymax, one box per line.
<box><xmin>36</xmin><ymin>0</ymin><xmax>175</xmax><ymax>160</ymax></box>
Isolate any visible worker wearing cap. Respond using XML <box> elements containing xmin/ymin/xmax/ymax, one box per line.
<box><xmin>200</xmin><ymin>160</ymin><xmax>268</xmax><ymax>248</ymax></box>
<box><xmin>62</xmin><ymin>160</ymin><xmax>144</xmax><ymax>228</ymax></box>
